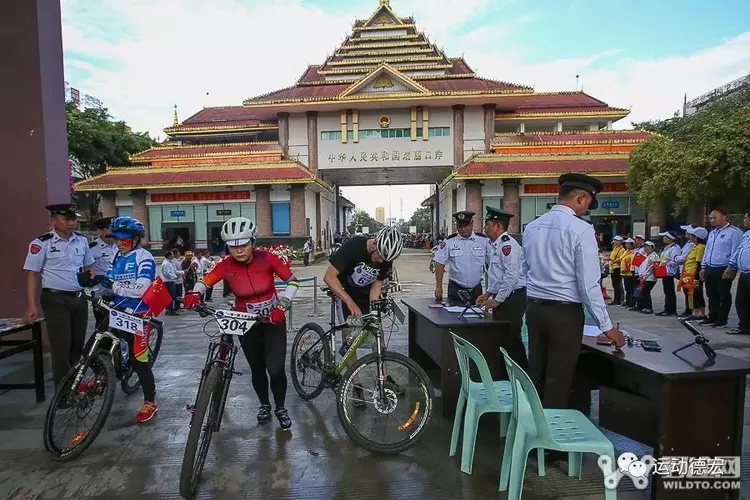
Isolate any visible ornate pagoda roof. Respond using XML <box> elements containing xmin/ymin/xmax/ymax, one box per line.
<box><xmin>496</xmin><ymin>92</ymin><xmax>630</xmax><ymax>120</ymax></box>
<box><xmin>243</xmin><ymin>1</ymin><xmax>530</xmax><ymax>107</ymax></box>
<box><xmin>130</xmin><ymin>142</ymin><xmax>282</xmax><ymax>163</ymax></box>
<box><xmin>165</xmin><ymin>106</ymin><xmax>278</xmax><ymax>135</ymax></box>
<box><xmin>492</xmin><ymin>130</ymin><xmax>652</xmax><ymax>146</ymax></box>
<box><xmin>73</xmin><ymin>161</ymin><xmax>326</xmax><ymax>192</ymax></box>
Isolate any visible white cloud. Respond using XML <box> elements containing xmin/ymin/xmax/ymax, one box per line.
<box><xmin>61</xmin><ymin>0</ymin><xmax>750</xmax><ymax>218</ymax></box>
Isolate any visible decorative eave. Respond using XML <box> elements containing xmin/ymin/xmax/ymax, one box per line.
<box><xmin>491</xmin><ymin>130</ymin><xmax>654</xmax><ymax>147</ymax></box>
<box><xmin>73</xmin><ymin>160</ymin><xmax>332</xmax><ymax>192</ymax></box>
<box><xmin>340</xmin><ymin>40</ymin><xmax>427</xmax><ymax>50</ymax></box>
<box><xmin>495</xmin><ymin>109</ymin><xmax>630</xmax><ymax>121</ymax></box>
<box><xmin>297</xmin><ymin>72</ymin><xmax>479</xmax><ymax>86</ymax></box>
<box><xmin>336</xmin><ymin>47</ymin><xmax>435</xmax><ymax>57</ymax></box>
<box><xmin>318</xmin><ymin>62</ymin><xmax>452</xmax><ymax>75</ymax></box>
<box><xmin>358</xmin><ymin>1</ymin><xmax>406</xmax><ymax>28</ymax></box>
<box><xmin>326</xmin><ymin>55</ymin><xmax>445</xmax><ymax>66</ymax></box>
<box><xmin>130</xmin><ymin>141</ymin><xmax>283</xmax><ymax>162</ymax></box>
<box><xmin>355</xmin><ymin>23</ymin><xmax>416</xmax><ymax>31</ymax></box>
<box><xmin>164</xmin><ymin>123</ymin><xmax>278</xmax><ymax>134</ymax></box>
<box><xmin>346</xmin><ymin>33</ymin><xmax>420</xmax><ymax>42</ymax></box>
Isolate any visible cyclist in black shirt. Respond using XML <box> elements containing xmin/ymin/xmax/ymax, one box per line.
<box><xmin>324</xmin><ymin>227</ymin><xmax>404</xmax><ymax>320</ymax></box>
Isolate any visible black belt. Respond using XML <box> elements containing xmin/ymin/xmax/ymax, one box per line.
<box><xmin>528</xmin><ymin>297</ymin><xmax>580</xmax><ymax>306</ymax></box>
<box><xmin>42</xmin><ymin>288</ymin><xmax>83</xmax><ymax>297</ymax></box>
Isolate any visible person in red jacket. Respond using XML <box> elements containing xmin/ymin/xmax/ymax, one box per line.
<box><xmin>183</xmin><ymin>217</ymin><xmax>299</xmax><ymax>430</ymax></box>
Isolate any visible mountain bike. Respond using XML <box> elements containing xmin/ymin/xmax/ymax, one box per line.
<box><xmin>178</xmin><ymin>302</ymin><xmax>264</xmax><ymax>499</ymax></box>
<box><xmin>43</xmin><ymin>294</ymin><xmax>164</xmax><ymax>461</ymax></box>
<box><xmin>290</xmin><ymin>288</ymin><xmax>433</xmax><ymax>454</ymax></box>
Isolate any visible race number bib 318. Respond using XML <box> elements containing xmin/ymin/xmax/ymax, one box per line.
<box><xmin>349</xmin><ymin>262</ymin><xmax>379</xmax><ymax>287</ymax></box>
<box><xmin>109</xmin><ymin>310</ymin><xmax>146</xmax><ymax>336</ymax></box>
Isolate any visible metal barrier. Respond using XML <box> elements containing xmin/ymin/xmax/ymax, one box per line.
<box><xmin>275</xmin><ymin>276</ymin><xmax>318</xmax><ymax>331</ymax></box>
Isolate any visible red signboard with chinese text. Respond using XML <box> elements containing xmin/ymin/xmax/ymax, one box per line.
<box><xmin>150</xmin><ymin>191</ymin><xmax>252</xmax><ymax>203</ymax></box>
<box><xmin>523</xmin><ymin>182</ymin><xmax>627</xmax><ymax>194</ymax></box>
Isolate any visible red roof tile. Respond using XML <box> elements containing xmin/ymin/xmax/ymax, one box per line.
<box><xmin>449</xmin><ymin>58</ymin><xmax>474</xmax><ymax>74</ymax></box>
<box><xmin>513</xmin><ymin>93</ymin><xmax>610</xmax><ymax>110</ymax></box>
<box><xmin>457</xmin><ymin>158</ymin><xmax>628</xmax><ymax>176</ymax></box>
<box><xmin>179</xmin><ymin>107</ymin><xmax>270</xmax><ymax>127</ymax></box>
<box><xmin>131</xmin><ymin>143</ymin><xmax>282</xmax><ymax>161</ymax></box>
<box><xmin>75</xmin><ymin>165</ymin><xmax>314</xmax><ymax>190</ymax></box>
<box><xmin>492</xmin><ymin>131</ymin><xmax>652</xmax><ymax>144</ymax></box>
<box><xmin>498</xmin><ymin>106</ymin><xmax>628</xmax><ymax>116</ymax></box>
<box><xmin>421</xmin><ymin>78</ymin><xmax>527</xmax><ymax>92</ymax></box>
<box><xmin>298</xmin><ymin>66</ymin><xmax>324</xmax><ymax>83</ymax></box>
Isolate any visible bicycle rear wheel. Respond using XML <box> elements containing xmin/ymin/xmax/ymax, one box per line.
<box><xmin>179</xmin><ymin>363</ymin><xmax>223</xmax><ymax>499</ymax></box>
<box><xmin>290</xmin><ymin>323</ymin><xmax>330</xmax><ymax>400</ymax></box>
<box><xmin>337</xmin><ymin>351</ymin><xmax>433</xmax><ymax>454</ymax></box>
<box><xmin>43</xmin><ymin>353</ymin><xmax>116</xmax><ymax>461</ymax></box>
<box><xmin>120</xmin><ymin>324</ymin><xmax>163</xmax><ymax>395</ymax></box>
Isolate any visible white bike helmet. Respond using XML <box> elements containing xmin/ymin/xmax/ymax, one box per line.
<box><xmin>375</xmin><ymin>226</ymin><xmax>404</xmax><ymax>262</ymax></box>
<box><xmin>221</xmin><ymin>217</ymin><xmax>257</xmax><ymax>246</ymax></box>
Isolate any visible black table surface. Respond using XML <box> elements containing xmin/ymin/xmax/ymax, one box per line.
<box><xmin>582</xmin><ymin>326</ymin><xmax>750</xmax><ymax>379</ymax></box>
<box><xmin>0</xmin><ymin>318</ymin><xmax>44</xmax><ymax>336</ymax></box>
<box><xmin>401</xmin><ymin>297</ymin><xmax>509</xmax><ymax>328</ymax></box>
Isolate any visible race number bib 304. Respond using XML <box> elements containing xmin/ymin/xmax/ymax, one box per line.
<box><xmin>245</xmin><ymin>297</ymin><xmax>277</xmax><ymax>317</ymax></box>
<box><xmin>349</xmin><ymin>262</ymin><xmax>379</xmax><ymax>287</ymax></box>
<box><xmin>215</xmin><ymin>309</ymin><xmax>256</xmax><ymax>336</ymax></box>
<box><xmin>109</xmin><ymin>310</ymin><xmax>146</xmax><ymax>336</ymax></box>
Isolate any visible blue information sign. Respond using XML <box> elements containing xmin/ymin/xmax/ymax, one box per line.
<box><xmin>170</xmin><ymin>210</ymin><xmax>186</xmax><ymax>217</ymax></box>
<box><xmin>601</xmin><ymin>201</ymin><xmax>620</xmax><ymax>209</ymax></box>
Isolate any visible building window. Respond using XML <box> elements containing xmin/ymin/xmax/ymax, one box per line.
<box><xmin>118</xmin><ymin>207</ymin><xmax>134</xmax><ymax>217</ymax></box>
<box><xmin>321</xmin><ymin>127</ymin><xmax>450</xmax><ymax>140</ymax></box>
<box><xmin>271</xmin><ymin>202</ymin><xmax>291</xmax><ymax>235</ymax></box>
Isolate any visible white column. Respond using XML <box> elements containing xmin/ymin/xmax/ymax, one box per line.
<box><xmin>606</xmin><ymin>120</ymin><xmax>613</xmax><ymax>131</ymax></box>
<box><xmin>519</xmin><ymin>122</ymin><xmax>525</xmax><ymax>134</ymax></box>
<box><xmin>556</xmin><ymin>121</ymin><xmax>563</xmax><ymax>133</ymax></box>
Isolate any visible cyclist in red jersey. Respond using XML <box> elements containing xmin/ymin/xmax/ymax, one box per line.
<box><xmin>183</xmin><ymin>217</ymin><xmax>299</xmax><ymax>430</ymax></box>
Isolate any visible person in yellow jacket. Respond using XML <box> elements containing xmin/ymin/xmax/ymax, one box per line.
<box><xmin>608</xmin><ymin>235</ymin><xmax>625</xmax><ymax>305</ymax></box>
<box><xmin>681</xmin><ymin>227</ymin><xmax>708</xmax><ymax>320</ymax></box>
<box><xmin>620</xmin><ymin>238</ymin><xmax>636</xmax><ymax>307</ymax></box>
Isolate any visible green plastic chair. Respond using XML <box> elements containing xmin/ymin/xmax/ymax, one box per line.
<box><xmin>449</xmin><ymin>333</ymin><xmax>544</xmax><ymax>475</ymax></box>
<box><xmin>498</xmin><ymin>347</ymin><xmax>616</xmax><ymax>499</ymax></box>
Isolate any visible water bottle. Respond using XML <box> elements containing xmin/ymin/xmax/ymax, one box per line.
<box><xmin>339</xmin><ymin>335</ymin><xmax>353</xmax><ymax>357</ymax></box>
<box><xmin>120</xmin><ymin>340</ymin><xmax>129</xmax><ymax>367</ymax></box>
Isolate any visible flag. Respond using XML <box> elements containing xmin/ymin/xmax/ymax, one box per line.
<box><xmin>141</xmin><ymin>277</ymin><xmax>173</xmax><ymax>316</ymax></box>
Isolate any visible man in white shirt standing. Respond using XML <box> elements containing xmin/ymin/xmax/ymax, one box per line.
<box><xmin>160</xmin><ymin>250</ymin><xmax>182</xmax><ymax>315</ymax></box>
<box><xmin>523</xmin><ymin>173</ymin><xmax>625</xmax><ymax>412</ymax></box>
<box><xmin>197</xmin><ymin>250</ymin><xmax>215</xmax><ymax>301</ymax></box>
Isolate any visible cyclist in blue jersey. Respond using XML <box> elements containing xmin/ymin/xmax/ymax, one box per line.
<box><xmin>101</xmin><ymin>217</ymin><xmax>159</xmax><ymax>423</ymax></box>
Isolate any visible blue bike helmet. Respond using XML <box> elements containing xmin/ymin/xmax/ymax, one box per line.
<box><xmin>110</xmin><ymin>216</ymin><xmax>145</xmax><ymax>239</ymax></box>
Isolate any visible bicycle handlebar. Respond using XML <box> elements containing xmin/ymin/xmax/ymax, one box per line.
<box><xmin>85</xmin><ymin>292</ymin><xmax>163</xmax><ymax>328</ymax></box>
<box><xmin>175</xmin><ymin>298</ymin><xmax>266</xmax><ymax>322</ymax></box>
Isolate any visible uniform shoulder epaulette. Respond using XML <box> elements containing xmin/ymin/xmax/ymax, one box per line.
<box><xmin>89</xmin><ymin>241</ymin><xmax>98</xmax><ymax>248</ymax></box>
<box><xmin>474</xmin><ymin>233</ymin><xmax>488</xmax><ymax>238</ymax></box>
<box><xmin>446</xmin><ymin>233</ymin><xmax>457</xmax><ymax>239</ymax></box>
<box><xmin>37</xmin><ymin>233</ymin><xmax>53</xmax><ymax>242</ymax></box>
<box><xmin>501</xmin><ymin>234</ymin><xmax>511</xmax><ymax>242</ymax></box>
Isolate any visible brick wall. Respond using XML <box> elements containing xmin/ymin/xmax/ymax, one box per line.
<box><xmin>503</xmin><ymin>181</ymin><xmax>520</xmax><ymax>233</ymax></box>
<box><xmin>100</xmin><ymin>192</ymin><xmax>116</xmax><ymax>217</ymax></box>
<box><xmin>131</xmin><ymin>190</ymin><xmax>149</xmax><ymax>244</ymax></box>
<box><xmin>290</xmin><ymin>185</ymin><xmax>306</xmax><ymax>236</ymax></box>
<box><xmin>483</xmin><ymin>104</ymin><xmax>496</xmax><ymax>153</ymax></box>
<box><xmin>452</xmin><ymin>105</ymin><xmax>465</xmax><ymax>167</ymax></box>
<box><xmin>465</xmin><ymin>181</ymin><xmax>482</xmax><ymax>232</ymax></box>
<box><xmin>255</xmin><ymin>185</ymin><xmax>271</xmax><ymax>236</ymax></box>
<box><xmin>306</xmin><ymin>111</ymin><xmax>318</xmax><ymax>172</ymax></box>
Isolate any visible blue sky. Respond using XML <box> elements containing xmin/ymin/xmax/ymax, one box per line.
<box><xmin>61</xmin><ymin>0</ymin><xmax>750</xmax><ymax>217</ymax></box>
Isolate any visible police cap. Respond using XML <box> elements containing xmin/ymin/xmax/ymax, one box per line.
<box><xmin>94</xmin><ymin>217</ymin><xmax>113</xmax><ymax>230</ymax></box>
<box><xmin>452</xmin><ymin>211</ymin><xmax>475</xmax><ymax>224</ymax></box>
<box><xmin>558</xmin><ymin>173</ymin><xmax>605</xmax><ymax>210</ymax></box>
<box><xmin>484</xmin><ymin>206</ymin><xmax>514</xmax><ymax>224</ymax></box>
<box><xmin>46</xmin><ymin>203</ymin><xmax>80</xmax><ymax>218</ymax></box>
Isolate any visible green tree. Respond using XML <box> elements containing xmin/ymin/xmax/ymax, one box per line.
<box><xmin>350</xmin><ymin>209</ymin><xmax>384</xmax><ymax>233</ymax></box>
<box><xmin>67</xmin><ymin>101</ymin><xmax>156</xmax><ymax>179</ymax></box>
<box><xmin>628</xmin><ymin>87</ymin><xmax>750</xmax><ymax>214</ymax></box>
<box><xmin>406</xmin><ymin>206</ymin><xmax>431</xmax><ymax>233</ymax></box>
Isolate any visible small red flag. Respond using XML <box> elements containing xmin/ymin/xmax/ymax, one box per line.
<box><xmin>142</xmin><ymin>277</ymin><xmax>173</xmax><ymax>317</ymax></box>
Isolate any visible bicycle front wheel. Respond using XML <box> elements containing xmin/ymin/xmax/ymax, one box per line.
<box><xmin>43</xmin><ymin>353</ymin><xmax>116</xmax><ymax>461</ymax></box>
<box><xmin>290</xmin><ymin>322</ymin><xmax>330</xmax><ymax>400</ymax></box>
<box><xmin>179</xmin><ymin>363</ymin><xmax>223</xmax><ymax>499</ymax></box>
<box><xmin>336</xmin><ymin>351</ymin><xmax>433</xmax><ymax>454</ymax></box>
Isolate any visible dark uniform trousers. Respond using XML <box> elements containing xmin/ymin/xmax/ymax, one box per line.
<box><xmin>40</xmin><ymin>290</ymin><xmax>89</xmax><ymax>387</ymax></box>
<box><xmin>447</xmin><ymin>280</ymin><xmax>482</xmax><ymax>305</ymax></box>
<box><xmin>737</xmin><ymin>273</ymin><xmax>750</xmax><ymax>334</ymax></box>
<box><xmin>526</xmin><ymin>299</ymin><xmax>584</xmax><ymax>409</ymax></box>
<box><xmin>492</xmin><ymin>287</ymin><xmax>529</xmax><ymax>371</ymax></box>
<box><xmin>704</xmin><ymin>267</ymin><xmax>733</xmax><ymax>324</ymax></box>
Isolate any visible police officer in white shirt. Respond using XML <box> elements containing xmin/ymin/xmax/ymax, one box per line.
<box><xmin>433</xmin><ymin>211</ymin><xmax>490</xmax><ymax>305</ymax></box>
<box><xmin>523</xmin><ymin>174</ymin><xmax>625</xmax><ymax>410</ymax></box>
<box><xmin>88</xmin><ymin>217</ymin><xmax>117</xmax><ymax>327</ymax></box>
<box><xmin>476</xmin><ymin>206</ymin><xmax>529</xmax><ymax>370</ymax></box>
<box><xmin>23</xmin><ymin>203</ymin><xmax>95</xmax><ymax>387</ymax></box>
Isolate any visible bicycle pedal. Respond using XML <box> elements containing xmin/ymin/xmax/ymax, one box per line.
<box><xmin>232</xmin><ymin>370</ymin><xmax>243</xmax><ymax>376</ymax></box>
<box><xmin>186</xmin><ymin>404</ymin><xmax>195</xmax><ymax>414</ymax></box>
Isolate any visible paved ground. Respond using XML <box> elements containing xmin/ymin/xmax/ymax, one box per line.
<box><xmin>0</xmin><ymin>249</ymin><xmax>748</xmax><ymax>499</ymax></box>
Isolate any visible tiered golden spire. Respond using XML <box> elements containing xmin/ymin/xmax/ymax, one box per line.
<box><xmin>379</xmin><ymin>0</ymin><xmax>389</xmax><ymax>6</ymax></box>
<box><xmin>173</xmin><ymin>104</ymin><xmax>179</xmax><ymax>127</ymax></box>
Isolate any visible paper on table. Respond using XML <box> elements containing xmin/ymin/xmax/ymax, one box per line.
<box><xmin>443</xmin><ymin>305</ymin><xmax>484</xmax><ymax>315</ymax></box>
<box><xmin>583</xmin><ymin>325</ymin><xmax>602</xmax><ymax>337</ymax></box>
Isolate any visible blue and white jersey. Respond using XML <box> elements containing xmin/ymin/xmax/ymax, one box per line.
<box><xmin>105</xmin><ymin>247</ymin><xmax>156</xmax><ymax>313</ymax></box>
